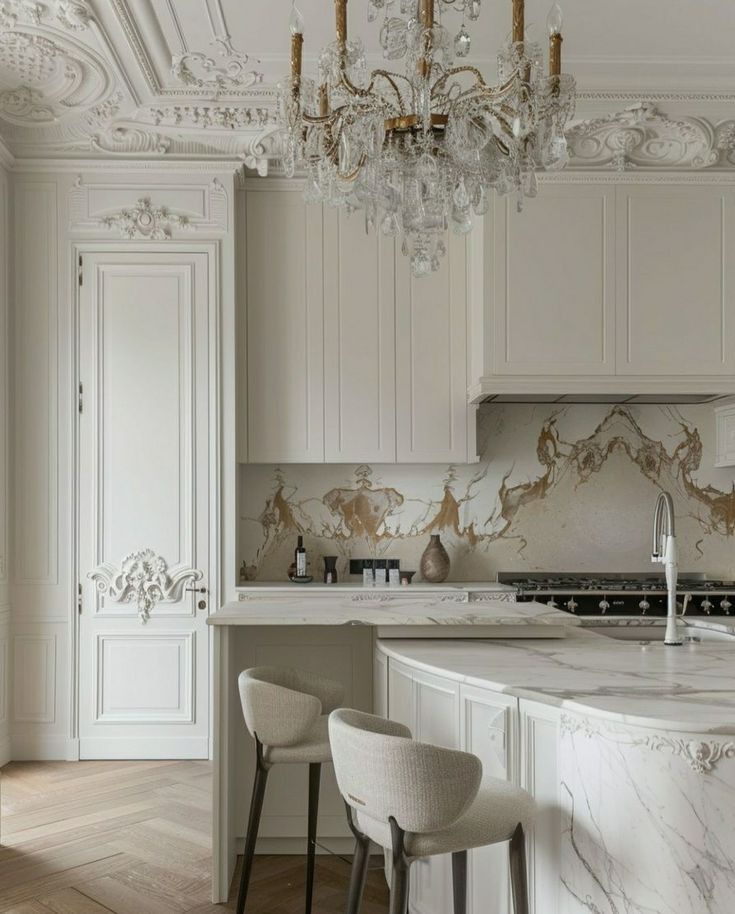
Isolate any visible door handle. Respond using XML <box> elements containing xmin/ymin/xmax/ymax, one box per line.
<box><xmin>185</xmin><ymin>586</ymin><xmax>207</xmax><ymax>594</ymax></box>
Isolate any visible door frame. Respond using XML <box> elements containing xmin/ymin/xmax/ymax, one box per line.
<box><xmin>71</xmin><ymin>240</ymin><xmax>223</xmax><ymax>760</ymax></box>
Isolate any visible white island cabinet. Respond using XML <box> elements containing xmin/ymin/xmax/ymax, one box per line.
<box><xmin>376</xmin><ymin>631</ymin><xmax>735</xmax><ymax>914</ymax></box>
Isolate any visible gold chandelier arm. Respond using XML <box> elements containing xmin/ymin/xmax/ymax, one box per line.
<box><xmin>431</xmin><ymin>68</ymin><xmax>518</xmax><ymax>99</ymax></box>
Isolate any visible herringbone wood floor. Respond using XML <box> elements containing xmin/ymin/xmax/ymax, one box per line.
<box><xmin>0</xmin><ymin>761</ymin><xmax>389</xmax><ymax>914</ymax></box>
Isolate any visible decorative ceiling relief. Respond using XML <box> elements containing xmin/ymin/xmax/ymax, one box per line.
<box><xmin>0</xmin><ymin>26</ymin><xmax>113</xmax><ymax>126</ymax></box>
<box><xmin>0</xmin><ymin>0</ymin><xmax>92</xmax><ymax>32</ymax></box>
<box><xmin>165</xmin><ymin>0</ymin><xmax>261</xmax><ymax>95</ymax></box>
<box><xmin>567</xmin><ymin>103</ymin><xmax>735</xmax><ymax>171</ymax></box>
<box><xmin>89</xmin><ymin>124</ymin><xmax>170</xmax><ymax>155</ymax></box>
<box><xmin>146</xmin><ymin>104</ymin><xmax>275</xmax><ymax>131</ymax></box>
<box><xmin>89</xmin><ymin>549</ymin><xmax>203</xmax><ymax>623</ymax></box>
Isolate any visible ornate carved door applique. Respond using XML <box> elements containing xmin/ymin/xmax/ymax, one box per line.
<box><xmin>89</xmin><ymin>549</ymin><xmax>203</xmax><ymax>623</ymax></box>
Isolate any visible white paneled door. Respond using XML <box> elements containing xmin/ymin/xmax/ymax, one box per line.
<box><xmin>78</xmin><ymin>251</ymin><xmax>213</xmax><ymax>759</ymax></box>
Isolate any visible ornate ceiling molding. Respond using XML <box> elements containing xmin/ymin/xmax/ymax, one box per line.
<box><xmin>0</xmin><ymin>0</ymin><xmax>93</xmax><ymax>32</ymax></box>
<box><xmin>171</xmin><ymin>37</ymin><xmax>262</xmax><ymax>95</ymax></box>
<box><xmin>567</xmin><ymin>102</ymin><xmax>735</xmax><ymax>171</ymax></box>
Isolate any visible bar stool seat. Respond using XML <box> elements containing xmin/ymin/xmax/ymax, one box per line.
<box><xmin>236</xmin><ymin>666</ymin><xmax>344</xmax><ymax>914</ymax></box>
<box><xmin>353</xmin><ymin>775</ymin><xmax>535</xmax><ymax>857</ymax></box>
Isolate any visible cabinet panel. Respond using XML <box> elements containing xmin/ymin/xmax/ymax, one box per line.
<box><xmin>396</xmin><ymin>234</ymin><xmax>470</xmax><ymax>462</ymax></box>
<box><xmin>519</xmin><ymin>700</ymin><xmax>560</xmax><ymax>914</ymax></box>
<box><xmin>246</xmin><ymin>189</ymin><xmax>324</xmax><ymax>462</ymax></box>
<box><xmin>492</xmin><ymin>186</ymin><xmax>615</xmax><ymax>375</ymax></box>
<box><xmin>324</xmin><ymin>210</ymin><xmax>396</xmax><ymax>462</ymax></box>
<box><xmin>461</xmin><ymin>686</ymin><xmax>519</xmax><ymax>914</ymax></box>
<box><xmin>616</xmin><ymin>185</ymin><xmax>735</xmax><ymax>376</ymax></box>
<box><xmin>387</xmin><ymin>658</ymin><xmax>415</xmax><ymax>731</ymax></box>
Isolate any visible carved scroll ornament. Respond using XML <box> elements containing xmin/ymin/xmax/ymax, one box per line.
<box><xmin>89</xmin><ymin>549</ymin><xmax>203</xmax><ymax>623</ymax></box>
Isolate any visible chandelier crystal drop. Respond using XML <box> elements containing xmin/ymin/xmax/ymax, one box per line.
<box><xmin>278</xmin><ymin>0</ymin><xmax>576</xmax><ymax>276</ymax></box>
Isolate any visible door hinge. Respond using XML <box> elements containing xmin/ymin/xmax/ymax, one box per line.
<box><xmin>78</xmin><ymin>382</ymin><xmax>84</xmax><ymax>414</ymax></box>
<box><xmin>78</xmin><ymin>254</ymin><xmax>83</xmax><ymax>287</ymax></box>
<box><xmin>77</xmin><ymin>583</ymin><xmax>83</xmax><ymax>615</ymax></box>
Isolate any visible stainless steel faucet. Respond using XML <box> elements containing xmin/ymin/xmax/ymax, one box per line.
<box><xmin>651</xmin><ymin>491</ymin><xmax>682</xmax><ymax>645</ymax></box>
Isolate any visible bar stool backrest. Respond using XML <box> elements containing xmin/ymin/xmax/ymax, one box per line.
<box><xmin>329</xmin><ymin>708</ymin><xmax>482</xmax><ymax>834</ymax></box>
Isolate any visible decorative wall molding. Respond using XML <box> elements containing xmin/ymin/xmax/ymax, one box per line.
<box><xmin>567</xmin><ymin>102</ymin><xmax>735</xmax><ymax>170</ymax></box>
<box><xmin>89</xmin><ymin>550</ymin><xmax>203</xmax><ymax>623</ymax></box>
<box><xmin>561</xmin><ymin>713</ymin><xmax>735</xmax><ymax>774</ymax></box>
<box><xmin>97</xmin><ymin>196</ymin><xmax>192</xmax><ymax>238</ymax></box>
<box><xmin>69</xmin><ymin>176</ymin><xmax>229</xmax><ymax>234</ymax></box>
<box><xmin>147</xmin><ymin>104</ymin><xmax>275</xmax><ymax>131</ymax></box>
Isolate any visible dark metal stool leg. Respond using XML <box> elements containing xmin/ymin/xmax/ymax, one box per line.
<box><xmin>452</xmin><ymin>850</ymin><xmax>468</xmax><ymax>914</ymax></box>
<box><xmin>344</xmin><ymin>803</ymin><xmax>371</xmax><ymax>914</ymax></box>
<box><xmin>389</xmin><ymin>817</ymin><xmax>411</xmax><ymax>914</ymax></box>
<box><xmin>236</xmin><ymin>737</ymin><xmax>270</xmax><ymax>914</ymax></box>
<box><xmin>509</xmin><ymin>823</ymin><xmax>530</xmax><ymax>914</ymax></box>
<box><xmin>304</xmin><ymin>763</ymin><xmax>322</xmax><ymax>914</ymax></box>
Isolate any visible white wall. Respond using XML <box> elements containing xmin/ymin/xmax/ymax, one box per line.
<box><xmin>0</xmin><ymin>160</ymin><xmax>10</xmax><ymax>766</ymax></box>
<box><xmin>8</xmin><ymin>165</ymin><xmax>239</xmax><ymax>761</ymax></box>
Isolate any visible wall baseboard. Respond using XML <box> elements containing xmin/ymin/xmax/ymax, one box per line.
<box><xmin>11</xmin><ymin>734</ymin><xmax>78</xmax><ymax>761</ymax></box>
<box><xmin>0</xmin><ymin>732</ymin><xmax>11</xmax><ymax>766</ymax></box>
<box><xmin>246</xmin><ymin>837</ymin><xmax>359</xmax><ymax>856</ymax></box>
<box><xmin>79</xmin><ymin>736</ymin><xmax>210</xmax><ymax>760</ymax></box>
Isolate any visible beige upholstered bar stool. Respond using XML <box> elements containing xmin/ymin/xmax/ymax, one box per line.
<box><xmin>236</xmin><ymin>667</ymin><xmax>344</xmax><ymax>914</ymax></box>
<box><xmin>329</xmin><ymin>708</ymin><xmax>535</xmax><ymax>914</ymax></box>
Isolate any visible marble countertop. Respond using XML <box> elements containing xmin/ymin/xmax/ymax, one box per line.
<box><xmin>208</xmin><ymin>596</ymin><xmax>572</xmax><ymax>628</ymax></box>
<box><xmin>378</xmin><ymin>621</ymin><xmax>735</xmax><ymax>734</ymax></box>
<box><xmin>234</xmin><ymin>581</ymin><xmax>517</xmax><ymax>595</ymax></box>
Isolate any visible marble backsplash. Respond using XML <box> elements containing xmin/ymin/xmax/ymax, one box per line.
<box><xmin>238</xmin><ymin>404</ymin><xmax>735</xmax><ymax>582</ymax></box>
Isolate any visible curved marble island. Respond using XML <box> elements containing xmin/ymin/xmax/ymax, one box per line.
<box><xmin>376</xmin><ymin>624</ymin><xmax>735</xmax><ymax>914</ymax></box>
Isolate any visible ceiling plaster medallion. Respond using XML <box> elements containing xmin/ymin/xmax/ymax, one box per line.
<box><xmin>566</xmin><ymin>102</ymin><xmax>733</xmax><ymax>170</ymax></box>
<box><xmin>0</xmin><ymin>27</ymin><xmax>112</xmax><ymax>126</ymax></box>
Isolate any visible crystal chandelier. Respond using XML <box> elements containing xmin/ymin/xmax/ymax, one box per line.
<box><xmin>278</xmin><ymin>0</ymin><xmax>575</xmax><ymax>276</ymax></box>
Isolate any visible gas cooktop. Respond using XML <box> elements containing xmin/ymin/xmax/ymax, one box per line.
<box><xmin>497</xmin><ymin>573</ymin><xmax>735</xmax><ymax>617</ymax></box>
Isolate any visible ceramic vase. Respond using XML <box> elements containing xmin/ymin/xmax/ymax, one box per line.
<box><xmin>420</xmin><ymin>535</ymin><xmax>450</xmax><ymax>583</ymax></box>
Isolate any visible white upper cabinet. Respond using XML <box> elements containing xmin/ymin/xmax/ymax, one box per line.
<box><xmin>616</xmin><ymin>185</ymin><xmax>735</xmax><ymax>376</ymax></box>
<box><xmin>470</xmin><ymin>180</ymin><xmax>735</xmax><ymax>400</ymax></box>
<box><xmin>396</xmin><ymin>232</ymin><xmax>474</xmax><ymax>463</ymax></box>
<box><xmin>323</xmin><ymin>208</ymin><xmax>396</xmax><ymax>463</ymax></box>
<box><xmin>490</xmin><ymin>185</ymin><xmax>615</xmax><ymax>376</ymax></box>
<box><xmin>245</xmin><ymin>187</ymin><xmax>325</xmax><ymax>463</ymax></box>
<box><xmin>242</xmin><ymin>184</ymin><xmax>476</xmax><ymax>464</ymax></box>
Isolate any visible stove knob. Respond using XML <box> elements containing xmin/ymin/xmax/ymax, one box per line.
<box><xmin>599</xmin><ymin>599</ymin><xmax>610</xmax><ymax>615</ymax></box>
<box><xmin>701</xmin><ymin>598</ymin><xmax>713</xmax><ymax>615</ymax></box>
<box><xmin>639</xmin><ymin>598</ymin><xmax>650</xmax><ymax>615</ymax></box>
<box><xmin>566</xmin><ymin>597</ymin><xmax>578</xmax><ymax>614</ymax></box>
<box><xmin>720</xmin><ymin>597</ymin><xmax>732</xmax><ymax>615</ymax></box>
<box><xmin>546</xmin><ymin>598</ymin><xmax>558</xmax><ymax>609</ymax></box>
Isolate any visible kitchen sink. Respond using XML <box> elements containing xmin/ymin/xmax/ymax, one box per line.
<box><xmin>588</xmin><ymin>622</ymin><xmax>735</xmax><ymax>643</ymax></box>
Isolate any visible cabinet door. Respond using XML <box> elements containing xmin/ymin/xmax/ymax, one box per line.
<box><xmin>491</xmin><ymin>185</ymin><xmax>616</xmax><ymax>376</ymax></box>
<box><xmin>395</xmin><ymin>234</ymin><xmax>470</xmax><ymax>463</ymax></box>
<box><xmin>387</xmin><ymin>657</ymin><xmax>415</xmax><ymax>731</ymax></box>
<box><xmin>324</xmin><ymin>210</ymin><xmax>396</xmax><ymax>462</ymax></box>
<box><xmin>616</xmin><ymin>185</ymin><xmax>735</xmax><ymax>376</ymax></box>
<box><xmin>246</xmin><ymin>188</ymin><xmax>325</xmax><ymax>462</ymax></box>
<box><xmin>519</xmin><ymin>700</ymin><xmax>560</xmax><ymax>914</ymax></box>
<box><xmin>460</xmin><ymin>686</ymin><xmax>519</xmax><ymax>914</ymax></box>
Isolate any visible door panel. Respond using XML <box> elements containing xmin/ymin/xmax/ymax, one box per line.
<box><xmin>78</xmin><ymin>251</ymin><xmax>212</xmax><ymax>759</ymax></box>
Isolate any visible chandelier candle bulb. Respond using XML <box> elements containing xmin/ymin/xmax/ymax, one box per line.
<box><xmin>512</xmin><ymin>0</ymin><xmax>525</xmax><ymax>43</ymax></box>
<box><xmin>547</xmin><ymin>3</ymin><xmax>564</xmax><ymax>76</ymax></box>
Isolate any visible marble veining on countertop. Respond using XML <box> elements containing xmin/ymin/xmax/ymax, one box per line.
<box><xmin>378</xmin><ymin>624</ymin><xmax>735</xmax><ymax>733</ymax></box>
<box><xmin>209</xmin><ymin>596</ymin><xmax>570</xmax><ymax>627</ymax></box>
